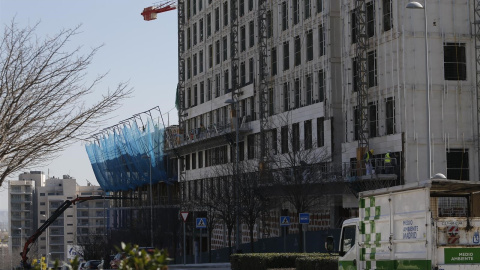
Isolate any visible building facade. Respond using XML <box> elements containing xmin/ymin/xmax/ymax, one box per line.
<box><xmin>170</xmin><ymin>0</ymin><xmax>479</xmax><ymax>251</ymax></box>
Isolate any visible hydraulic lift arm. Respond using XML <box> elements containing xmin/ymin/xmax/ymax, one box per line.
<box><xmin>20</xmin><ymin>195</ymin><xmax>127</xmax><ymax>268</ymax></box>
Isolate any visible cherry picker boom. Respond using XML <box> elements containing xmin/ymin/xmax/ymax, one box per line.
<box><xmin>20</xmin><ymin>195</ymin><xmax>130</xmax><ymax>268</ymax></box>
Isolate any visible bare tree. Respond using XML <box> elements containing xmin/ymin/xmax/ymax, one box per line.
<box><xmin>77</xmin><ymin>234</ymin><xmax>108</xmax><ymax>260</ymax></box>
<box><xmin>0</xmin><ymin>20</ymin><xmax>131</xmax><ymax>187</ymax></box>
<box><xmin>268</xmin><ymin>113</ymin><xmax>341</xmax><ymax>252</ymax></box>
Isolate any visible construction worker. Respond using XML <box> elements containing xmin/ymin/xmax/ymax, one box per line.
<box><xmin>385</xmin><ymin>151</ymin><xmax>392</xmax><ymax>173</ymax></box>
<box><xmin>364</xmin><ymin>149</ymin><xmax>374</xmax><ymax>175</ymax></box>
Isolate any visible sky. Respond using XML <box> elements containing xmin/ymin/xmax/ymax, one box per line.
<box><xmin>0</xmin><ymin>0</ymin><xmax>179</xmax><ymax>210</ymax></box>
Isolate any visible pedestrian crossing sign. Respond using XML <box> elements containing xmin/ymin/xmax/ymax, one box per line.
<box><xmin>196</xmin><ymin>217</ymin><xmax>207</xmax><ymax>228</ymax></box>
<box><xmin>280</xmin><ymin>216</ymin><xmax>291</xmax><ymax>227</ymax></box>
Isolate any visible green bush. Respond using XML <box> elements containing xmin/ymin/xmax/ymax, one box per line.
<box><xmin>295</xmin><ymin>254</ymin><xmax>338</xmax><ymax>270</ymax></box>
<box><xmin>230</xmin><ymin>253</ymin><xmax>339</xmax><ymax>270</ymax></box>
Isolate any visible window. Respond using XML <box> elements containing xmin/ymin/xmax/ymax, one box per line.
<box><xmin>193</xmin><ymin>23</ymin><xmax>197</xmax><ymax>45</ymax></box>
<box><xmin>367</xmin><ymin>2</ymin><xmax>375</xmax><ymax>38</ymax></box>
<box><xmin>199</xmin><ymin>0</ymin><xmax>202</xmax><ymax>11</ymax></box>
<box><xmin>292</xmin><ymin>123</ymin><xmax>300</xmax><ymax>152</ymax></box>
<box><xmin>200</xmin><ymin>81</ymin><xmax>205</xmax><ymax>104</ymax></box>
<box><xmin>294</xmin><ymin>78</ymin><xmax>301</xmax><ymax>108</ymax></box>
<box><xmin>185</xmin><ymin>154</ymin><xmax>190</xmax><ymax>170</ymax></box>
<box><xmin>293</xmin><ymin>0</ymin><xmax>299</xmax><ymax>25</ymax></box>
<box><xmin>40</xmin><ymin>193</ymin><xmax>45</xmax><ymax>196</ymax></box>
<box><xmin>282</xmin><ymin>2</ymin><xmax>289</xmax><ymax>31</ymax></box>
<box><xmin>354</xmin><ymin>106</ymin><xmax>360</xmax><ymax>141</ymax></box>
<box><xmin>351</xmin><ymin>10</ymin><xmax>357</xmax><ymax>44</ymax></box>
<box><xmin>193</xmin><ymin>53</ymin><xmax>198</xmax><ymax>76</ymax></box>
<box><xmin>215</xmin><ymin>7</ymin><xmax>220</xmax><ymax>32</ymax></box>
<box><xmin>294</xmin><ymin>35</ymin><xmax>301</xmax><ymax>66</ymax></box>
<box><xmin>199</xmin><ymin>19</ymin><xmax>204</xmax><ymax>42</ymax></box>
<box><xmin>304</xmin><ymin>0</ymin><xmax>311</xmax><ymax>20</ymax></box>
<box><xmin>187</xmin><ymin>87</ymin><xmax>191</xmax><ymax>107</ymax></box>
<box><xmin>368</xmin><ymin>51</ymin><xmax>377</xmax><ymax>87</ymax></box>
<box><xmin>319</xmin><ymin>25</ymin><xmax>325</xmax><ymax>57</ymax></box>
<box><xmin>249</xmin><ymin>20</ymin><xmax>255</xmax><ymax>47</ymax></box>
<box><xmin>368</xmin><ymin>102</ymin><xmax>378</xmax><ymax>138</ymax></box>
<box><xmin>199</xmin><ymin>50</ymin><xmax>204</xmax><ymax>73</ymax></box>
<box><xmin>207</xmin><ymin>13</ymin><xmax>212</xmax><ymax>37</ymax></box>
<box><xmin>223</xmin><ymin>36</ymin><xmax>228</xmax><ymax>61</ymax></box>
<box><xmin>248</xmin><ymin>0</ymin><xmax>253</xmax><ymax>11</ymax></box>
<box><xmin>444</xmin><ymin>43</ymin><xmax>466</xmax><ymax>80</ymax></box>
<box><xmin>240</xmin><ymin>61</ymin><xmax>246</xmax><ymax>85</ymax></box>
<box><xmin>194</xmin><ymin>85</ymin><xmax>198</xmax><ymax>106</ymax></box>
<box><xmin>239</xmin><ymin>141</ymin><xmax>245</xmax><ymax>161</ymax></box>
<box><xmin>383</xmin><ymin>0</ymin><xmax>392</xmax><ymax>32</ymax></box>
<box><xmin>240</xmin><ymin>0</ymin><xmax>245</xmax><ymax>17</ymax></box>
<box><xmin>193</xmin><ymin>0</ymin><xmax>196</xmax><ymax>15</ymax></box>
<box><xmin>318</xmin><ymin>70</ymin><xmax>325</xmax><ymax>102</ymax></box>
<box><xmin>247</xmin><ymin>134</ymin><xmax>255</xmax><ymax>159</ymax></box>
<box><xmin>281</xmin><ymin>126</ymin><xmax>289</xmax><ymax>154</ymax></box>
<box><xmin>271</xmin><ymin>129</ymin><xmax>278</xmax><ymax>155</ymax></box>
<box><xmin>340</xmin><ymin>225</ymin><xmax>356</xmax><ymax>254</ymax></box>
<box><xmin>283</xmin><ymin>41</ymin><xmax>289</xmax><ymax>71</ymax></box>
<box><xmin>249</xmin><ymin>96</ymin><xmax>255</xmax><ymax>120</ymax></box>
<box><xmin>283</xmin><ymin>82</ymin><xmax>290</xmax><ymax>111</ymax></box>
<box><xmin>447</xmin><ymin>149</ymin><xmax>469</xmax><ymax>180</ymax></box>
<box><xmin>215</xmin><ymin>74</ymin><xmax>220</xmax><ymax>97</ymax></box>
<box><xmin>224</xmin><ymin>69</ymin><xmax>229</xmax><ymax>93</ymax></box>
<box><xmin>306</xmin><ymin>30</ymin><xmax>313</xmax><ymax>61</ymax></box>
<box><xmin>271</xmin><ymin>47</ymin><xmax>277</xmax><ymax>76</ymax></box>
<box><xmin>269</xmin><ymin>88</ymin><xmax>274</xmax><ymax>116</ymax></box>
<box><xmin>317</xmin><ymin>117</ymin><xmax>324</xmax><ymax>147</ymax></box>
<box><xmin>192</xmin><ymin>152</ymin><xmax>197</xmax><ymax>169</ymax></box>
<box><xmin>304</xmin><ymin>120</ymin><xmax>312</xmax><ymax>149</ymax></box>
<box><xmin>240</xmin><ymin>26</ymin><xmax>246</xmax><ymax>51</ymax></box>
<box><xmin>306</xmin><ymin>74</ymin><xmax>313</xmax><ymax>105</ymax></box>
<box><xmin>385</xmin><ymin>97</ymin><xmax>395</xmax><ymax>135</ymax></box>
<box><xmin>317</xmin><ymin>0</ymin><xmax>323</xmax><ymax>13</ymax></box>
<box><xmin>223</xmin><ymin>1</ymin><xmax>228</xmax><ymax>26</ymax></box>
<box><xmin>187</xmin><ymin>27</ymin><xmax>191</xmax><ymax>49</ymax></box>
<box><xmin>215</xmin><ymin>40</ymin><xmax>220</xmax><ymax>64</ymax></box>
<box><xmin>207</xmin><ymin>79</ymin><xmax>212</xmax><ymax>101</ymax></box>
<box><xmin>208</xmin><ymin>44</ymin><xmax>213</xmax><ymax>68</ymax></box>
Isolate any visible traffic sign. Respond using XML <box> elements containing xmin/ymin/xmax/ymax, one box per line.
<box><xmin>299</xmin><ymin>213</ymin><xmax>310</xmax><ymax>224</ymax></box>
<box><xmin>180</xmin><ymin>211</ymin><xmax>189</xmax><ymax>222</ymax></box>
<box><xmin>196</xmin><ymin>218</ymin><xmax>207</xmax><ymax>228</ymax></box>
<box><xmin>280</xmin><ymin>216</ymin><xmax>291</xmax><ymax>226</ymax></box>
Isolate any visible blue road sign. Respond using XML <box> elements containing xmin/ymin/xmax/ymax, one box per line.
<box><xmin>299</xmin><ymin>213</ymin><xmax>310</xmax><ymax>224</ymax></box>
<box><xmin>280</xmin><ymin>216</ymin><xmax>291</xmax><ymax>227</ymax></box>
<box><xmin>196</xmin><ymin>218</ymin><xmax>207</xmax><ymax>229</ymax></box>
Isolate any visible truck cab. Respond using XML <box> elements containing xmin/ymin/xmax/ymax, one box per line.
<box><xmin>336</xmin><ymin>179</ymin><xmax>480</xmax><ymax>270</ymax></box>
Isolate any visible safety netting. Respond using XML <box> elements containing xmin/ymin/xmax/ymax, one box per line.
<box><xmin>85</xmin><ymin>113</ymin><xmax>172</xmax><ymax>191</ymax></box>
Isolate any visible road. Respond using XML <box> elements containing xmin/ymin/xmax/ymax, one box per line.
<box><xmin>168</xmin><ymin>263</ymin><xmax>231</xmax><ymax>270</ymax></box>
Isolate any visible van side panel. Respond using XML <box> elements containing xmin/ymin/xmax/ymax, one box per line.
<box><xmin>358</xmin><ymin>188</ymin><xmax>431</xmax><ymax>269</ymax></box>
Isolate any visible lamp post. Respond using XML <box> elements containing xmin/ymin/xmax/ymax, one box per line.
<box><xmin>407</xmin><ymin>1</ymin><xmax>431</xmax><ymax>179</ymax></box>
<box><xmin>42</xmin><ymin>214</ymin><xmax>49</xmax><ymax>266</ymax></box>
<box><xmin>225</xmin><ymin>98</ymin><xmax>240</xmax><ymax>252</ymax></box>
<box><xmin>142</xmin><ymin>154</ymin><xmax>154</xmax><ymax>247</ymax></box>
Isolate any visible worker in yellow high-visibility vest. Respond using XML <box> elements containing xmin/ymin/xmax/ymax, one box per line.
<box><xmin>385</xmin><ymin>152</ymin><xmax>392</xmax><ymax>174</ymax></box>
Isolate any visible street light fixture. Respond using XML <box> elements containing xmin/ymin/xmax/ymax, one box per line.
<box><xmin>142</xmin><ymin>154</ymin><xmax>154</xmax><ymax>247</ymax></box>
<box><xmin>406</xmin><ymin>1</ymin><xmax>431</xmax><ymax>179</ymax></box>
<box><xmin>225</xmin><ymin>98</ymin><xmax>240</xmax><ymax>251</ymax></box>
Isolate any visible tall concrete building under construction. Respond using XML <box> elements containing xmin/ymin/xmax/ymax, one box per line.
<box><xmin>163</xmin><ymin>0</ymin><xmax>479</xmax><ymax>251</ymax></box>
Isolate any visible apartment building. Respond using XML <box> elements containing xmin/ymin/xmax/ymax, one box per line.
<box><xmin>8</xmin><ymin>171</ymin><xmax>44</xmax><ymax>260</ymax></box>
<box><xmin>9</xmin><ymin>172</ymin><xmax>106</xmax><ymax>265</ymax></box>
<box><xmin>170</xmin><ymin>0</ymin><xmax>479</xmax><ymax>250</ymax></box>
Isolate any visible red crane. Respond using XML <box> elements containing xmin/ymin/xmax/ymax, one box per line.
<box><xmin>141</xmin><ymin>0</ymin><xmax>177</xmax><ymax>21</ymax></box>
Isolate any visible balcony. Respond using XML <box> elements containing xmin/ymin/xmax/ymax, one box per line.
<box><xmin>166</xmin><ymin>117</ymin><xmax>252</xmax><ymax>153</ymax></box>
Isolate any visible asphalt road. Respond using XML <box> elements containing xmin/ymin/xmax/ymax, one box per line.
<box><xmin>167</xmin><ymin>263</ymin><xmax>231</xmax><ymax>270</ymax></box>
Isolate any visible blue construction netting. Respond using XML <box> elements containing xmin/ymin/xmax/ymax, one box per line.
<box><xmin>85</xmin><ymin>117</ymin><xmax>172</xmax><ymax>191</ymax></box>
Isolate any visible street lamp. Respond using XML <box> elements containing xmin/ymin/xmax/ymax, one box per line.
<box><xmin>407</xmin><ymin>1</ymin><xmax>431</xmax><ymax>179</ymax></box>
<box><xmin>225</xmin><ymin>98</ymin><xmax>240</xmax><ymax>252</ymax></box>
<box><xmin>142</xmin><ymin>154</ymin><xmax>154</xmax><ymax>247</ymax></box>
<box><xmin>42</xmin><ymin>214</ymin><xmax>49</xmax><ymax>263</ymax></box>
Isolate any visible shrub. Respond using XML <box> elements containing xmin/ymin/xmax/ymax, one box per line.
<box><xmin>230</xmin><ymin>253</ymin><xmax>339</xmax><ymax>270</ymax></box>
<box><xmin>295</xmin><ymin>254</ymin><xmax>338</xmax><ymax>270</ymax></box>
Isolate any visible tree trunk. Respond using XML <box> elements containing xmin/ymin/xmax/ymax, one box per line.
<box><xmin>298</xmin><ymin>224</ymin><xmax>304</xmax><ymax>252</ymax></box>
<box><xmin>249</xmin><ymin>226</ymin><xmax>255</xmax><ymax>252</ymax></box>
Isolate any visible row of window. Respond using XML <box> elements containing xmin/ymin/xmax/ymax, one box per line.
<box><xmin>351</xmin><ymin>0</ymin><xmax>393</xmax><ymax>42</ymax></box>
<box><xmin>183</xmin><ymin>118</ymin><xmax>325</xmax><ymax>170</ymax></box>
<box><xmin>353</xmin><ymin>97</ymin><xmax>395</xmax><ymax>140</ymax></box>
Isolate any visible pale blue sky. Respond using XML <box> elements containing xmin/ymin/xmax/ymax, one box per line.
<box><xmin>0</xmin><ymin>0</ymin><xmax>179</xmax><ymax>209</ymax></box>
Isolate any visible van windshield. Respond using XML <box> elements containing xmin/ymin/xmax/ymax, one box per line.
<box><xmin>341</xmin><ymin>225</ymin><xmax>356</xmax><ymax>253</ymax></box>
